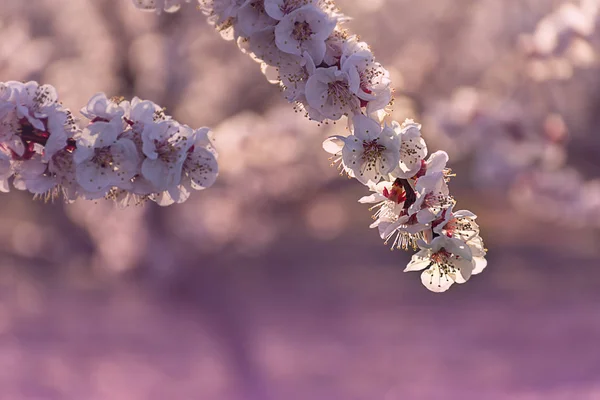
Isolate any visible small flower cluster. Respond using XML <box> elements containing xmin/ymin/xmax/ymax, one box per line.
<box><xmin>0</xmin><ymin>81</ymin><xmax>218</xmax><ymax>206</ymax></box>
<box><xmin>324</xmin><ymin>118</ymin><xmax>486</xmax><ymax>292</ymax></box>
<box><xmin>132</xmin><ymin>0</ymin><xmax>487</xmax><ymax>291</ymax></box>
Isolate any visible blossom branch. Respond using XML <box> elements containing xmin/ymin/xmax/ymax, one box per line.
<box><xmin>0</xmin><ymin>81</ymin><xmax>219</xmax><ymax>206</ymax></box>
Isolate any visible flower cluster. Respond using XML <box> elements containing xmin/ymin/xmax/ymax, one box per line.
<box><xmin>325</xmin><ymin>118</ymin><xmax>486</xmax><ymax>292</ymax></box>
<box><xmin>0</xmin><ymin>81</ymin><xmax>218</xmax><ymax>206</ymax></box>
<box><xmin>132</xmin><ymin>0</ymin><xmax>487</xmax><ymax>291</ymax></box>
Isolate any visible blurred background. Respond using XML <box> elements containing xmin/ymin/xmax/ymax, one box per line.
<box><xmin>1</xmin><ymin>0</ymin><xmax>600</xmax><ymax>399</ymax></box>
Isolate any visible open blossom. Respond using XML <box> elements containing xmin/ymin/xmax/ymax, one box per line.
<box><xmin>338</xmin><ymin>114</ymin><xmax>400</xmax><ymax>184</ymax></box>
<box><xmin>409</xmin><ymin>171</ymin><xmax>453</xmax><ymax>225</ymax></box>
<box><xmin>405</xmin><ymin>235</ymin><xmax>475</xmax><ymax>293</ymax></box>
<box><xmin>153</xmin><ymin>127</ymin><xmax>219</xmax><ymax>206</ymax></box>
<box><xmin>80</xmin><ymin>93</ymin><xmax>126</xmax><ymax>122</ymax></box>
<box><xmin>358</xmin><ymin>177</ymin><xmax>430</xmax><ymax>250</ymax></box>
<box><xmin>0</xmin><ymin>81</ymin><xmax>77</xmax><ymax>199</ymax></box>
<box><xmin>279</xmin><ymin>52</ymin><xmax>315</xmax><ymax>102</ymax></box>
<box><xmin>340</xmin><ymin>38</ymin><xmax>392</xmax><ymax>115</ymax></box>
<box><xmin>5</xmin><ymin>81</ymin><xmax>76</xmax><ymax>161</ymax></box>
<box><xmin>433</xmin><ymin>205</ymin><xmax>487</xmax><ymax>275</ymax></box>
<box><xmin>359</xmin><ymin>180</ymin><xmax>406</xmax><ymax>229</ymax></box>
<box><xmin>390</xmin><ymin>119</ymin><xmax>428</xmax><ymax>179</ymax></box>
<box><xmin>140</xmin><ymin>120</ymin><xmax>196</xmax><ymax>191</ymax></box>
<box><xmin>73</xmin><ymin>119</ymin><xmax>140</xmax><ymax>198</ymax></box>
<box><xmin>274</xmin><ymin>5</ymin><xmax>337</xmax><ymax>65</ymax></box>
<box><xmin>433</xmin><ymin>205</ymin><xmax>479</xmax><ymax>241</ymax></box>
<box><xmin>13</xmin><ymin>149</ymin><xmax>79</xmax><ymax>201</ymax></box>
<box><xmin>305</xmin><ymin>66</ymin><xmax>360</xmax><ymax>120</ymax></box>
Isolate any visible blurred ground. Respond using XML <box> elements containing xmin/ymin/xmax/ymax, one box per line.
<box><xmin>1</xmin><ymin>0</ymin><xmax>600</xmax><ymax>399</ymax></box>
<box><xmin>1</xmin><ymin>191</ymin><xmax>599</xmax><ymax>400</ymax></box>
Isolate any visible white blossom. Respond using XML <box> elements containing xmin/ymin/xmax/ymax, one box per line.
<box><xmin>305</xmin><ymin>66</ymin><xmax>360</xmax><ymax>120</ymax></box>
<box><xmin>279</xmin><ymin>52</ymin><xmax>315</xmax><ymax>102</ymax></box>
<box><xmin>339</xmin><ymin>114</ymin><xmax>400</xmax><ymax>184</ymax></box>
<box><xmin>152</xmin><ymin>127</ymin><xmax>219</xmax><ymax>205</ymax></box>
<box><xmin>433</xmin><ymin>206</ymin><xmax>487</xmax><ymax>275</ymax></box>
<box><xmin>3</xmin><ymin>81</ymin><xmax>76</xmax><ymax>161</ymax></box>
<box><xmin>359</xmin><ymin>179</ymin><xmax>407</xmax><ymax>228</ymax></box>
<box><xmin>13</xmin><ymin>149</ymin><xmax>79</xmax><ymax>202</ymax></box>
<box><xmin>405</xmin><ymin>235</ymin><xmax>475</xmax><ymax>293</ymax></box>
<box><xmin>80</xmin><ymin>93</ymin><xmax>126</xmax><ymax>122</ymax></box>
<box><xmin>73</xmin><ymin>119</ymin><xmax>140</xmax><ymax>198</ymax></box>
<box><xmin>390</xmin><ymin>119</ymin><xmax>428</xmax><ymax>179</ymax></box>
<box><xmin>340</xmin><ymin>39</ymin><xmax>392</xmax><ymax>115</ymax></box>
<box><xmin>274</xmin><ymin>5</ymin><xmax>337</xmax><ymax>65</ymax></box>
<box><xmin>433</xmin><ymin>205</ymin><xmax>479</xmax><ymax>241</ymax></box>
<box><xmin>409</xmin><ymin>171</ymin><xmax>453</xmax><ymax>225</ymax></box>
<box><xmin>141</xmin><ymin>120</ymin><xmax>196</xmax><ymax>191</ymax></box>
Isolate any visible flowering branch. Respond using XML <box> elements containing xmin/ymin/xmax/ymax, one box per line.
<box><xmin>132</xmin><ymin>0</ymin><xmax>488</xmax><ymax>291</ymax></box>
<box><xmin>0</xmin><ymin>81</ymin><xmax>218</xmax><ymax>206</ymax></box>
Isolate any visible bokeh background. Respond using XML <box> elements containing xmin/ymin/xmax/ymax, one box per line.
<box><xmin>1</xmin><ymin>0</ymin><xmax>600</xmax><ymax>399</ymax></box>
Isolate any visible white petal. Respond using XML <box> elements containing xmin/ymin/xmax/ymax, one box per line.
<box><xmin>405</xmin><ymin>250</ymin><xmax>432</xmax><ymax>272</ymax></box>
<box><xmin>472</xmin><ymin>257</ymin><xmax>487</xmax><ymax>275</ymax></box>
<box><xmin>454</xmin><ymin>209</ymin><xmax>477</xmax><ymax>219</ymax></box>
<box><xmin>141</xmin><ymin>158</ymin><xmax>182</xmax><ymax>191</ymax></box>
<box><xmin>443</xmin><ymin>236</ymin><xmax>473</xmax><ymax>261</ymax></box>
<box><xmin>303</xmin><ymin>40</ymin><xmax>326</xmax><ymax>66</ymax></box>
<box><xmin>426</xmin><ymin>151</ymin><xmax>449</xmax><ymax>173</ymax></box>
<box><xmin>358</xmin><ymin>193</ymin><xmax>385</xmax><ymax>204</ymax></box>
<box><xmin>322</xmin><ymin>135</ymin><xmax>346</xmax><ymax>154</ymax></box>
<box><xmin>187</xmin><ymin>148</ymin><xmax>218</xmax><ymax>190</ymax></box>
<box><xmin>452</xmin><ymin>257</ymin><xmax>475</xmax><ymax>284</ymax></box>
<box><xmin>76</xmin><ymin>161</ymin><xmax>113</xmax><ymax>193</ymax></box>
<box><xmin>421</xmin><ymin>267</ymin><xmax>454</xmax><ymax>293</ymax></box>
<box><xmin>352</xmin><ymin>114</ymin><xmax>381</xmax><ymax>141</ymax></box>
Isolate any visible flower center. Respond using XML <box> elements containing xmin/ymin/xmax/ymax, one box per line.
<box><xmin>431</xmin><ymin>248</ymin><xmax>451</xmax><ymax>264</ymax></box>
<box><xmin>361</xmin><ymin>139</ymin><xmax>385</xmax><ymax>162</ymax></box>
<box><xmin>93</xmin><ymin>148</ymin><xmax>114</xmax><ymax>169</ymax></box>
<box><xmin>292</xmin><ymin>21</ymin><xmax>313</xmax><ymax>41</ymax></box>
<box><xmin>430</xmin><ymin>248</ymin><xmax>456</xmax><ymax>275</ymax></box>
<box><xmin>154</xmin><ymin>135</ymin><xmax>188</xmax><ymax>164</ymax></box>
